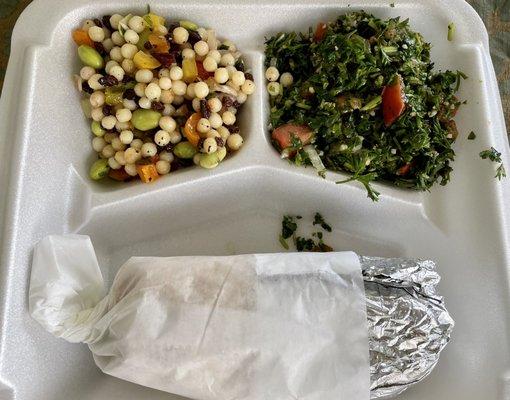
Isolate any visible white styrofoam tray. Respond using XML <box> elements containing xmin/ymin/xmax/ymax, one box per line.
<box><xmin>0</xmin><ymin>0</ymin><xmax>509</xmax><ymax>399</ymax></box>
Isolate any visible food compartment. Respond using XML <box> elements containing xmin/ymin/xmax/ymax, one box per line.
<box><xmin>44</xmin><ymin>5</ymin><xmax>266</xmax><ymax>195</ymax></box>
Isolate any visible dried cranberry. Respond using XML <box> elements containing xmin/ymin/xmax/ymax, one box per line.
<box><xmin>93</xmin><ymin>18</ymin><xmax>103</xmax><ymax>27</ymax></box>
<box><xmin>122</xmin><ymin>75</ymin><xmax>133</xmax><ymax>83</ymax></box>
<box><xmin>102</xmin><ymin>105</ymin><xmax>113</xmax><ymax>116</ymax></box>
<box><xmin>227</xmin><ymin>125</ymin><xmax>240</xmax><ymax>133</ymax></box>
<box><xmin>99</xmin><ymin>75</ymin><xmax>118</xmax><ymax>87</ymax></box>
<box><xmin>222</xmin><ymin>96</ymin><xmax>234</xmax><ymax>108</ymax></box>
<box><xmin>153</xmin><ymin>53</ymin><xmax>176</xmax><ymax>68</ymax></box>
<box><xmin>164</xmin><ymin>143</ymin><xmax>175</xmax><ymax>152</ymax></box>
<box><xmin>123</xmin><ymin>88</ymin><xmax>136</xmax><ymax>100</ymax></box>
<box><xmin>167</xmin><ymin>40</ymin><xmax>180</xmax><ymax>52</ymax></box>
<box><xmin>151</xmin><ymin>101</ymin><xmax>164</xmax><ymax>111</ymax></box>
<box><xmin>82</xmin><ymin>81</ymin><xmax>93</xmax><ymax>94</ymax></box>
<box><xmin>245</xmin><ymin>73</ymin><xmax>254</xmax><ymax>81</ymax></box>
<box><xmin>174</xmin><ymin>51</ymin><xmax>183</xmax><ymax>65</ymax></box>
<box><xmin>144</xmin><ymin>41</ymin><xmax>153</xmax><ymax>50</ymax></box>
<box><xmin>102</xmin><ymin>15</ymin><xmax>112</xmax><ymax>30</ymax></box>
<box><xmin>172</xmin><ymin>157</ymin><xmax>193</xmax><ymax>170</ymax></box>
<box><xmin>167</xmin><ymin>22</ymin><xmax>180</xmax><ymax>33</ymax></box>
<box><xmin>107</xmin><ymin>75</ymin><xmax>119</xmax><ymax>86</ymax></box>
<box><xmin>234</xmin><ymin>59</ymin><xmax>245</xmax><ymax>71</ymax></box>
<box><xmin>187</xmin><ymin>31</ymin><xmax>201</xmax><ymax>45</ymax></box>
<box><xmin>199</xmin><ymin>99</ymin><xmax>211</xmax><ymax>119</ymax></box>
<box><xmin>215</xmin><ymin>137</ymin><xmax>224</xmax><ymax>147</ymax></box>
<box><xmin>233</xmin><ymin>100</ymin><xmax>241</xmax><ymax>108</ymax></box>
<box><xmin>94</xmin><ymin>42</ymin><xmax>107</xmax><ymax>56</ymax></box>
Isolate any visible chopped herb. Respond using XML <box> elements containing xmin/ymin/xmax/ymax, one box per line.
<box><xmin>468</xmin><ymin>131</ymin><xmax>476</xmax><ymax>140</ymax></box>
<box><xmin>313</xmin><ymin>231</ymin><xmax>324</xmax><ymax>239</ymax></box>
<box><xmin>279</xmin><ymin>235</ymin><xmax>290</xmax><ymax>249</ymax></box>
<box><xmin>479</xmin><ymin>147</ymin><xmax>506</xmax><ymax>180</ymax></box>
<box><xmin>496</xmin><ymin>164</ymin><xmax>507</xmax><ymax>180</ymax></box>
<box><xmin>313</xmin><ymin>212</ymin><xmax>332</xmax><ymax>232</ymax></box>
<box><xmin>281</xmin><ymin>215</ymin><xmax>298</xmax><ymax>239</ymax></box>
<box><xmin>280</xmin><ymin>213</ymin><xmax>334</xmax><ymax>252</ymax></box>
<box><xmin>390</xmin><ymin>2</ymin><xmax>395</xmax><ymax>7</ymax></box>
<box><xmin>265</xmin><ymin>12</ymin><xmax>464</xmax><ymax>201</ymax></box>
<box><xmin>448</xmin><ymin>22</ymin><xmax>455</xmax><ymax>41</ymax></box>
<box><xmin>295</xmin><ymin>236</ymin><xmax>315</xmax><ymax>251</ymax></box>
<box><xmin>218</xmin><ymin>44</ymin><xmax>229</xmax><ymax>50</ymax></box>
<box><xmin>146</xmin><ymin>4</ymin><xmax>151</xmax><ymax>14</ymax></box>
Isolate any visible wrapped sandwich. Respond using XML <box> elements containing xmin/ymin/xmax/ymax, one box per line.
<box><xmin>29</xmin><ymin>235</ymin><xmax>453</xmax><ymax>400</ymax></box>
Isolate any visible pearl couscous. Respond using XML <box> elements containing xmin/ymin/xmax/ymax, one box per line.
<box><xmin>74</xmin><ymin>11</ymin><xmax>255</xmax><ymax>182</ymax></box>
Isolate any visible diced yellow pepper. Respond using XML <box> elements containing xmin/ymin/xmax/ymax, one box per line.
<box><xmin>148</xmin><ymin>33</ymin><xmax>170</xmax><ymax>53</ymax></box>
<box><xmin>136</xmin><ymin>164</ymin><xmax>159</xmax><ymax>183</ymax></box>
<box><xmin>133</xmin><ymin>51</ymin><xmax>161</xmax><ymax>69</ymax></box>
<box><xmin>143</xmin><ymin>13</ymin><xmax>165</xmax><ymax>30</ymax></box>
<box><xmin>182</xmin><ymin>58</ymin><xmax>198</xmax><ymax>83</ymax></box>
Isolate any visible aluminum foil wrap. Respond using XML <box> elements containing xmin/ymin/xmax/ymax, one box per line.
<box><xmin>360</xmin><ymin>256</ymin><xmax>454</xmax><ymax>399</ymax></box>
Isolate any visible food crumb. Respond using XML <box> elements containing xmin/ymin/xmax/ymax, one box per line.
<box><xmin>448</xmin><ymin>22</ymin><xmax>455</xmax><ymax>41</ymax></box>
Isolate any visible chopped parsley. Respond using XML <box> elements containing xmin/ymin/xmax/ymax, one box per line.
<box><xmin>295</xmin><ymin>237</ymin><xmax>315</xmax><ymax>251</ymax></box>
<box><xmin>479</xmin><ymin>147</ymin><xmax>506</xmax><ymax>180</ymax></box>
<box><xmin>280</xmin><ymin>213</ymin><xmax>334</xmax><ymax>251</ymax></box>
<box><xmin>468</xmin><ymin>131</ymin><xmax>476</xmax><ymax>140</ymax></box>
<box><xmin>281</xmin><ymin>215</ymin><xmax>299</xmax><ymax>239</ymax></box>
<box><xmin>265</xmin><ymin>11</ymin><xmax>464</xmax><ymax>201</ymax></box>
<box><xmin>313</xmin><ymin>212</ymin><xmax>332</xmax><ymax>232</ymax></box>
<box><xmin>279</xmin><ymin>235</ymin><xmax>290</xmax><ymax>249</ymax></box>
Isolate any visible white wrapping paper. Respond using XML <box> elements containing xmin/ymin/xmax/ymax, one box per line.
<box><xmin>29</xmin><ymin>235</ymin><xmax>370</xmax><ymax>400</ymax></box>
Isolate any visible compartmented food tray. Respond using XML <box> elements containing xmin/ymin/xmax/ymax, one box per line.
<box><xmin>0</xmin><ymin>0</ymin><xmax>509</xmax><ymax>399</ymax></box>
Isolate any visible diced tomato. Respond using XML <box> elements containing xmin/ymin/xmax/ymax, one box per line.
<box><xmin>108</xmin><ymin>168</ymin><xmax>131</xmax><ymax>181</ymax></box>
<box><xmin>136</xmin><ymin>164</ymin><xmax>159</xmax><ymax>183</ymax></box>
<box><xmin>314</xmin><ymin>22</ymin><xmax>328</xmax><ymax>42</ymax></box>
<box><xmin>148</xmin><ymin>33</ymin><xmax>170</xmax><ymax>53</ymax></box>
<box><xmin>271</xmin><ymin>124</ymin><xmax>313</xmax><ymax>149</ymax></box>
<box><xmin>396</xmin><ymin>163</ymin><xmax>411</xmax><ymax>176</ymax></box>
<box><xmin>382</xmin><ymin>75</ymin><xmax>406</xmax><ymax>126</ymax></box>
<box><xmin>72</xmin><ymin>29</ymin><xmax>94</xmax><ymax>46</ymax></box>
<box><xmin>183</xmin><ymin>112</ymin><xmax>202</xmax><ymax>147</ymax></box>
<box><xmin>196</xmin><ymin>61</ymin><xmax>212</xmax><ymax>80</ymax></box>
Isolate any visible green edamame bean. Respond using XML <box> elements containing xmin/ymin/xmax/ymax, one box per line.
<box><xmin>199</xmin><ymin>152</ymin><xmax>220</xmax><ymax>169</ymax></box>
<box><xmin>179</xmin><ymin>20</ymin><xmax>198</xmax><ymax>31</ymax></box>
<box><xmin>216</xmin><ymin>146</ymin><xmax>227</xmax><ymax>161</ymax></box>
<box><xmin>174</xmin><ymin>142</ymin><xmax>197</xmax><ymax>159</ymax></box>
<box><xmin>78</xmin><ymin>45</ymin><xmax>104</xmax><ymax>69</ymax></box>
<box><xmin>131</xmin><ymin>109</ymin><xmax>162</xmax><ymax>131</ymax></box>
<box><xmin>89</xmin><ymin>159</ymin><xmax>110</xmax><ymax>180</ymax></box>
<box><xmin>91</xmin><ymin>120</ymin><xmax>105</xmax><ymax>137</ymax></box>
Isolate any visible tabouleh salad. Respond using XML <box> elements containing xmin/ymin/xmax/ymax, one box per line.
<box><xmin>74</xmin><ymin>10</ymin><xmax>255</xmax><ymax>182</ymax></box>
<box><xmin>265</xmin><ymin>11</ymin><xmax>465</xmax><ymax>200</ymax></box>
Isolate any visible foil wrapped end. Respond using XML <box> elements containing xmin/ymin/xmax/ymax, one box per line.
<box><xmin>361</xmin><ymin>257</ymin><xmax>454</xmax><ymax>399</ymax></box>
